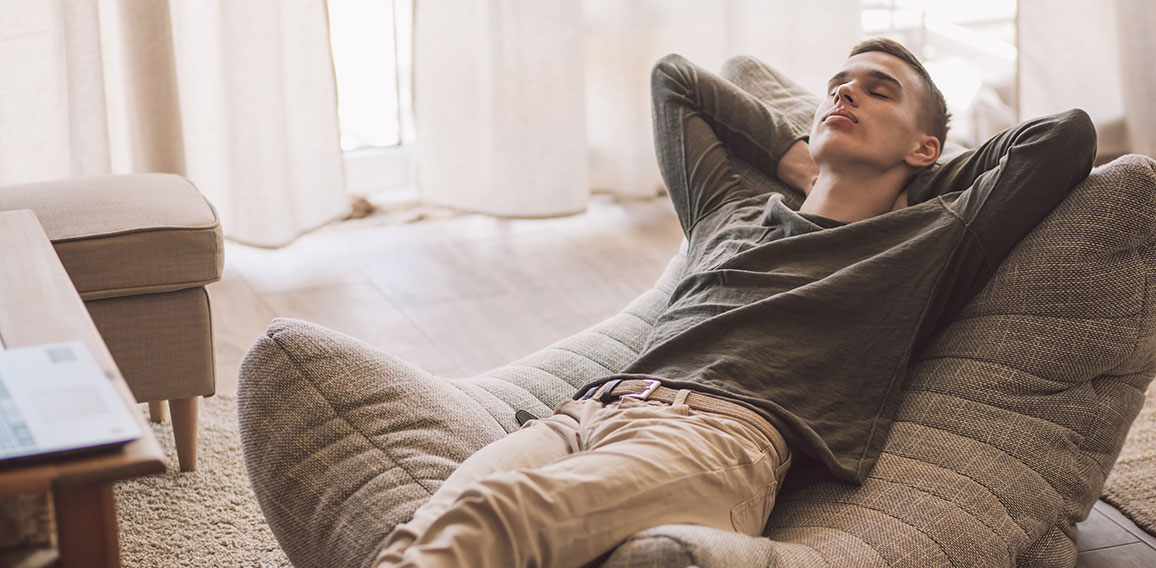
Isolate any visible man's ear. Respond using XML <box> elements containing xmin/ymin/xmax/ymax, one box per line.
<box><xmin>904</xmin><ymin>134</ymin><xmax>940</xmax><ymax>168</ymax></box>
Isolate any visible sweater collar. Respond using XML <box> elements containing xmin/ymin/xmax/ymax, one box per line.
<box><xmin>761</xmin><ymin>193</ymin><xmax>848</xmax><ymax>236</ymax></box>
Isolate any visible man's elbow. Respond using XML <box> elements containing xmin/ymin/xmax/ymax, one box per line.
<box><xmin>651</xmin><ymin>53</ymin><xmax>692</xmax><ymax>92</ymax></box>
<box><xmin>1061</xmin><ymin>108</ymin><xmax>1098</xmax><ymax>171</ymax></box>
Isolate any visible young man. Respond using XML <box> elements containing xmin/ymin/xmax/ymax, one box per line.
<box><xmin>377</xmin><ymin>38</ymin><xmax>1097</xmax><ymax>567</ymax></box>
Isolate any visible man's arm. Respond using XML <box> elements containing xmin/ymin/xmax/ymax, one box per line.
<box><xmin>933</xmin><ymin>109</ymin><xmax>1096</xmax><ymax>259</ymax></box>
<box><xmin>651</xmin><ymin>54</ymin><xmax>811</xmax><ymax>236</ymax></box>
<box><xmin>776</xmin><ymin>140</ymin><xmax>819</xmax><ymax>196</ymax></box>
<box><xmin>918</xmin><ymin>109</ymin><xmax>1097</xmax><ymax>333</ymax></box>
<box><xmin>905</xmin><ymin>109</ymin><xmax>1097</xmax><ymax>212</ymax></box>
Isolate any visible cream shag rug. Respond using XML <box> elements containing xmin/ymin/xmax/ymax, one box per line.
<box><xmin>111</xmin><ymin>386</ymin><xmax>1156</xmax><ymax>567</ymax></box>
<box><xmin>115</xmin><ymin>394</ymin><xmax>289</xmax><ymax>567</ymax></box>
<box><xmin>1104</xmin><ymin>382</ymin><xmax>1156</xmax><ymax>535</ymax></box>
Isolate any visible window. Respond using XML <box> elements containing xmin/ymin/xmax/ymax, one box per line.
<box><xmin>861</xmin><ymin>0</ymin><xmax>1018</xmax><ymax>147</ymax></box>
<box><xmin>326</xmin><ymin>0</ymin><xmax>415</xmax><ymax>200</ymax></box>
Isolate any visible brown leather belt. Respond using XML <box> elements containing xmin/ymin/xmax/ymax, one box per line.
<box><xmin>579</xmin><ymin>378</ymin><xmax>789</xmax><ymax>459</ymax></box>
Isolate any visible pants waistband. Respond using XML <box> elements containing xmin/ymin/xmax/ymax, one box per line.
<box><xmin>579</xmin><ymin>378</ymin><xmax>789</xmax><ymax>459</ymax></box>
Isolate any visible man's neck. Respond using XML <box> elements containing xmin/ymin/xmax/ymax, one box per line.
<box><xmin>798</xmin><ymin>167</ymin><xmax>910</xmax><ymax>223</ymax></box>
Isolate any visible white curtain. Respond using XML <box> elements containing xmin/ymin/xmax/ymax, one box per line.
<box><xmin>413</xmin><ymin>0</ymin><xmax>589</xmax><ymax>217</ymax></box>
<box><xmin>413</xmin><ymin>0</ymin><xmax>861</xmax><ymax>214</ymax></box>
<box><xmin>1</xmin><ymin>1</ymin><xmax>113</xmax><ymax>180</ymax></box>
<box><xmin>0</xmin><ymin>0</ymin><xmax>348</xmax><ymax>248</ymax></box>
<box><xmin>1019</xmin><ymin>0</ymin><xmax>1156</xmax><ymax>159</ymax></box>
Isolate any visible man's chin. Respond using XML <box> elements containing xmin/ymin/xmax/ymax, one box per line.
<box><xmin>812</xmin><ymin>146</ymin><xmax>899</xmax><ymax>175</ymax></box>
<box><xmin>810</xmin><ymin>139</ymin><xmax>863</xmax><ymax>166</ymax></box>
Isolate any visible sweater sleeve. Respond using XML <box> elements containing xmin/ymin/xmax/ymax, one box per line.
<box><xmin>907</xmin><ymin>110</ymin><xmax>1096</xmax><ymax>219</ymax></box>
<box><xmin>950</xmin><ymin>109</ymin><xmax>1096</xmax><ymax>266</ymax></box>
<box><xmin>650</xmin><ymin>54</ymin><xmax>810</xmax><ymax>236</ymax></box>
<box><xmin>911</xmin><ymin>109</ymin><xmax>1097</xmax><ymax>343</ymax></box>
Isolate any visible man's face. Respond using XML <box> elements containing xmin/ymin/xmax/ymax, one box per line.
<box><xmin>809</xmin><ymin>51</ymin><xmax>932</xmax><ymax>172</ymax></box>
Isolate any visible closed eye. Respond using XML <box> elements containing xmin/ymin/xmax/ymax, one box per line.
<box><xmin>827</xmin><ymin>90</ymin><xmax>890</xmax><ymax>99</ymax></box>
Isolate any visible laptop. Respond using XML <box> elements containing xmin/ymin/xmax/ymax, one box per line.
<box><xmin>0</xmin><ymin>340</ymin><xmax>141</xmax><ymax>466</ymax></box>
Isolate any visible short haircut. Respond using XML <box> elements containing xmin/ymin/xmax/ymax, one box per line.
<box><xmin>849</xmin><ymin>37</ymin><xmax>951</xmax><ymax>154</ymax></box>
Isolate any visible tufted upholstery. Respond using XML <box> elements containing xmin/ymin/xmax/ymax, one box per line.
<box><xmin>237</xmin><ymin>58</ymin><xmax>1156</xmax><ymax>567</ymax></box>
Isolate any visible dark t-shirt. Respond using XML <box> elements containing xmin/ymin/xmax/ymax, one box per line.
<box><xmin>576</xmin><ymin>108</ymin><xmax>1098</xmax><ymax>483</ymax></box>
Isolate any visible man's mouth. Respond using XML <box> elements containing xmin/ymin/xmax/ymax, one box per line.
<box><xmin>823</xmin><ymin>108</ymin><xmax>858</xmax><ymax>124</ymax></box>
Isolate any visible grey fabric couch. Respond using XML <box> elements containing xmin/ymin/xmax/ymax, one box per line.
<box><xmin>238</xmin><ymin>58</ymin><xmax>1156</xmax><ymax>567</ymax></box>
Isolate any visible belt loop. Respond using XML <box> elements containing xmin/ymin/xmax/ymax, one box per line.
<box><xmin>672</xmin><ymin>389</ymin><xmax>691</xmax><ymax>406</ymax></box>
<box><xmin>587</xmin><ymin>379</ymin><xmax>622</xmax><ymax>403</ymax></box>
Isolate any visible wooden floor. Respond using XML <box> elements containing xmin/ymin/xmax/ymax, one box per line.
<box><xmin>206</xmin><ymin>194</ymin><xmax>1155</xmax><ymax>566</ymax></box>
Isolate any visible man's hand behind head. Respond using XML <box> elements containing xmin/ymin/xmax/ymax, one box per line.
<box><xmin>776</xmin><ymin>139</ymin><xmax>819</xmax><ymax>196</ymax></box>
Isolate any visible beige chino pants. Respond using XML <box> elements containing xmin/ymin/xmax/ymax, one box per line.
<box><xmin>375</xmin><ymin>391</ymin><xmax>791</xmax><ymax>568</ymax></box>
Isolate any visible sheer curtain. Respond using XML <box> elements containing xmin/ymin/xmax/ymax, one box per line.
<box><xmin>413</xmin><ymin>0</ymin><xmax>861</xmax><ymax>214</ymax></box>
<box><xmin>1018</xmin><ymin>0</ymin><xmax>1155</xmax><ymax>160</ymax></box>
<box><xmin>0</xmin><ymin>0</ymin><xmax>348</xmax><ymax>248</ymax></box>
<box><xmin>413</xmin><ymin>0</ymin><xmax>1156</xmax><ymax>216</ymax></box>
<box><xmin>412</xmin><ymin>0</ymin><xmax>589</xmax><ymax>217</ymax></box>
<box><xmin>1</xmin><ymin>1</ymin><xmax>114</xmax><ymax>181</ymax></box>
<box><xmin>13</xmin><ymin>2</ymin><xmax>1145</xmax><ymax>241</ymax></box>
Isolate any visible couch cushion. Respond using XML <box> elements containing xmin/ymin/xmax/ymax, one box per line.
<box><xmin>238</xmin><ymin>318</ymin><xmax>508</xmax><ymax>568</ymax></box>
<box><xmin>0</xmin><ymin>173</ymin><xmax>223</xmax><ymax>300</ymax></box>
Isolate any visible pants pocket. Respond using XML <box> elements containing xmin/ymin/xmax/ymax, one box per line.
<box><xmin>729</xmin><ymin>480</ymin><xmax>779</xmax><ymax>537</ymax></box>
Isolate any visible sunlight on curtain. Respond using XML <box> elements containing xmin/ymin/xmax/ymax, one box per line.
<box><xmin>413</xmin><ymin>0</ymin><xmax>589</xmax><ymax>217</ymax></box>
<box><xmin>0</xmin><ymin>0</ymin><xmax>111</xmax><ymax>182</ymax></box>
<box><xmin>170</xmin><ymin>0</ymin><xmax>349</xmax><ymax>247</ymax></box>
<box><xmin>0</xmin><ymin>0</ymin><xmax>349</xmax><ymax>248</ymax></box>
<box><xmin>411</xmin><ymin>0</ymin><xmax>1154</xmax><ymax>215</ymax></box>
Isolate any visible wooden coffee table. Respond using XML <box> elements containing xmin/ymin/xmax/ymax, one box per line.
<box><xmin>0</xmin><ymin>209</ymin><xmax>165</xmax><ymax>567</ymax></box>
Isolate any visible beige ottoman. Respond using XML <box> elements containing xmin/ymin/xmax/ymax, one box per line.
<box><xmin>0</xmin><ymin>173</ymin><xmax>223</xmax><ymax>471</ymax></box>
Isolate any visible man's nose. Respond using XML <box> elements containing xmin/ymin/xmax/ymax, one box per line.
<box><xmin>833</xmin><ymin>83</ymin><xmax>856</xmax><ymax>106</ymax></box>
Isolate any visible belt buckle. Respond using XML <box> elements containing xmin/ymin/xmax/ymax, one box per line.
<box><xmin>621</xmin><ymin>379</ymin><xmax>661</xmax><ymax>401</ymax></box>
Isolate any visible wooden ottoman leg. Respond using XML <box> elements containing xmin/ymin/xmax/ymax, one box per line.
<box><xmin>170</xmin><ymin>397</ymin><xmax>199</xmax><ymax>472</ymax></box>
<box><xmin>148</xmin><ymin>400</ymin><xmax>168</xmax><ymax>423</ymax></box>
